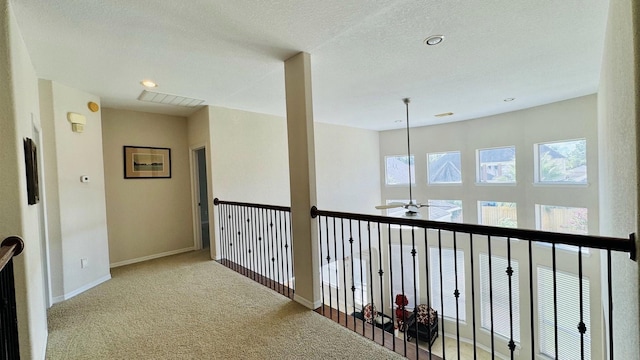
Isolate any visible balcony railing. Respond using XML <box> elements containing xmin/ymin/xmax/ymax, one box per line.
<box><xmin>311</xmin><ymin>206</ymin><xmax>635</xmax><ymax>360</ymax></box>
<box><xmin>214</xmin><ymin>199</ymin><xmax>294</xmax><ymax>298</ymax></box>
<box><xmin>212</xmin><ymin>199</ymin><xmax>636</xmax><ymax>360</ymax></box>
<box><xmin>0</xmin><ymin>236</ymin><xmax>24</xmax><ymax>360</ymax></box>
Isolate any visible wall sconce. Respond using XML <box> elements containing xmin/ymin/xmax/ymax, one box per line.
<box><xmin>67</xmin><ymin>112</ymin><xmax>87</xmax><ymax>133</ymax></box>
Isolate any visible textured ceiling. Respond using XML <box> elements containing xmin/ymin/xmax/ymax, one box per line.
<box><xmin>10</xmin><ymin>0</ymin><xmax>609</xmax><ymax>130</ymax></box>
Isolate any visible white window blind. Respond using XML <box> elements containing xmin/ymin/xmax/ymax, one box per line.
<box><xmin>321</xmin><ymin>261</ymin><xmax>339</xmax><ymax>288</ymax></box>
<box><xmin>538</xmin><ymin>267</ymin><xmax>591</xmax><ymax>360</ymax></box>
<box><xmin>390</xmin><ymin>244</ymin><xmax>419</xmax><ymax>308</ymax></box>
<box><xmin>352</xmin><ymin>257</ymin><xmax>368</xmax><ymax>306</ymax></box>
<box><xmin>480</xmin><ymin>254</ymin><xmax>520</xmax><ymax>342</ymax></box>
<box><xmin>429</xmin><ymin>248</ymin><xmax>465</xmax><ymax>320</ymax></box>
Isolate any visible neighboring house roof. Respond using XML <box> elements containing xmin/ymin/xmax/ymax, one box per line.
<box><xmin>539</xmin><ymin>144</ymin><xmax>565</xmax><ymax>159</ymax></box>
<box><xmin>479</xmin><ymin>147</ymin><xmax>516</xmax><ymax>162</ymax></box>
<box><xmin>429</xmin><ymin>153</ymin><xmax>462</xmax><ymax>183</ymax></box>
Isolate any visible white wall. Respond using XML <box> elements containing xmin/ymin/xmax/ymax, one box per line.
<box><xmin>209</xmin><ymin>106</ymin><xmax>292</xmax><ymax>206</ymax></box>
<box><xmin>208</xmin><ymin>106</ymin><xmax>382</xmax><ymax>212</ymax></box>
<box><xmin>0</xmin><ymin>2</ymin><xmax>48</xmax><ymax>358</ymax></box>
<box><xmin>315</xmin><ymin>122</ymin><xmax>381</xmax><ymax>214</ymax></box>
<box><xmin>102</xmin><ymin>108</ymin><xmax>194</xmax><ymax>266</ymax></box>
<box><xmin>598</xmin><ymin>0</ymin><xmax>640</xmax><ymax>358</ymax></box>
<box><xmin>39</xmin><ymin>80</ymin><xmax>111</xmax><ymax>301</ymax></box>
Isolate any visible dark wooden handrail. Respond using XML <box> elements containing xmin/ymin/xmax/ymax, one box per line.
<box><xmin>0</xmin><ymin>236</ymin><xmax>24</xmax><ymax>272</ymax></box>
<box><xmin>214</xmin><ymin>198</ymin><xmax>291</xmax><ymax>212</ymax></box>
<box><xmin>311</xmin><ymin>206</ymin><xmax>636</xmax><ymax>261</ymax></box>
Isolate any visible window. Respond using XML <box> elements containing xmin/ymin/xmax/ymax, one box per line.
<box><xmin>536</xmin><ymin>139</ymin><xmax>587</xmax><ymax>184</ymax></box>
<box><xmin>477</xmin><ymin>146</ymin><xmax>516</xmax><ymax>183</ymax></box>
<box><xmin>536</xmin><ymin>205</ymin><xmax>587</xmax><ymax>234</ymax></box>
<box><xmin>428</xmin><ymin>151</ymin><xmax>462</xmax><ymax>184</ymax></box>
<box><xmin>385</xmin><ymin>155</ymin><xmax>415</xmax><ymax>185</ymax></box>
<box><xmin>480</xmin><ymin>254</ymin><xmax>520</xmax><ymax>342</ymax></box>
<box><xmin>430</xmin><ymin>248</ymin><xmax>465</xmax><ymax>320</ymax></box>
<box><xmin>536</xmin><ymin>205</ymin><xmax>588</xmax><ymax>252</ymax></box>
<box><xmin>478</xmin><ymin>201</ymin><xmax>517</xmax><ymax>228</ymax></box>
<box><xmin>538</xmin><ymin>267</ymin><xmax>590</xmax><ymax>360</ymax></box>
<box><xmin>428</xmin><ymin>200</ymin><xmax>463</xmax><ymax>223</ymax></box>
<box><xmin>390</xmin><ymin>244</ymin><xmax>419</xmax><ymax>309</ymax></box>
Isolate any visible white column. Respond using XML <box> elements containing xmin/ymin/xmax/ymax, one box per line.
<box><xmin>284</xmin><ymin>52</ymin><xmax>320</xmax><ymax>309</ymax></box>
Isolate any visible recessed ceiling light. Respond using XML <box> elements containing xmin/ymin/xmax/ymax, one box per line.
<box><xmin>141</xmin><ymin>80</ymin><xmax>158</xmax><ymax>88</ymax></box>
<box><xmin>434</xmin><ymin>112</ymin><xmax>454</xmax><ymax>117</ymax></box>
<box><xmin>504</xmin><ymin>97</ymin><xmax>516</xmax><ymax>102</ymax></box>
<box><xmin>424</xmin><ymin>35</ymin><xmax>444</xmax><ymax>46</ymax></box>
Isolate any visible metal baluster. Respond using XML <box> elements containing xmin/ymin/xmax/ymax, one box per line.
<box><xmin>388</xmin><ymin>224</ymin><xmax>395</xmax><ymax>352</ymax></box>
<box><xmin>578</xmin><ymin>246</ymin><xmax>586</xmax><ymax>360</ymax></box>
<box><xmin>326</xmin><ymin>216</ymin><xmax>333</xmax><ymax>315</ymax></box>
<box><xmin>219</xmin><ymin>204</ymin><xmax>225</xmax><ymax>263</ymax></box>
<box><xmin>276</xmin><ymin>210</ymin><xmax>283</xmax><ymax>292</ymax></box>
<box><xmin>411</xmin><ymin>226</ymin><xmax>418</xmax><ymax>360</ymax></box>
<box><xmin>399</xmin><ymin>225</ymin><xmax>407</xmax><ymax>356</ymax></box>
<box><xmin>376</xmin><ymin>221</ymin><xmax>385</xmax><ymax>346</ymax></box>
<box><xmin>333</xmin><ymin>217</ymin><xmax>340</xmax><ymax>323</ymax></box>
<box><xmin>259</xmin><ymin>208</ymin><xmax>266</xmax><ymax>286</ymax></box>
<box><xmin>424</xmin><ymin>228</ymin><xmax>433</xmax><ymax>359</ymax></box>
<box><xmin>529</xmin><ymin>240</ymin><xmax>535</xmax><ymax>360</ymax></box>
<box><xmin>349</xmin><ymin>220</ymin><xmax>356</xmax><ymax>331</ymax></box>
<box><xmin>552</xmin><ymin>243</ymin><xmax>559</xmax><ymax>360</ymax></box>
<box><xmin>245</xmin><ymin>207</ymin><xmax>252</xmax><ymax>279</ymax></box>
<box><xmin>358</xmin><ymin>220</ymin><xmax>365</xmax><ymax>334</ymax></box>
<box><xmin>285</xmin><ymin>211</ymin><xmax>292</xmax><ymax>296</ymax></box>
<box><xmin>367</xmin><ymin>221</ymin><xmax>375</xmax><ymax>341</ymax></box>
<box><xmin>317</xmin><ymin>216</ymin><xmax>329</xmax><ymax>316</ymax></box>
<box><xmin>438</xmin><ymin>229</ymin><xmax>446</xmax><ymax>359</ymax></box>
<box><xmin>251</xmin><ymin>207</ymin><xmax>258</xmax><ymax>282</ymax></box>
<box><xmin>607</xmin><ymin>249</ymin><xmax>614</xmax><ymax>360</ymax></box>
<box><xmin>242</xmin><ymin>206</ymin><xmax>248</xmax><ymax>275</ymax></box>
<box><xmin>507</xmin><ymin>237</ymin><xmax>515</xmax><ymax>359</ymax></box>
<box><xmin>488</xmin><ymin>235</ymin><xmax>495</xmax><ymax>357</ymax></box>
<box><xmin>453</xmin><ymin>231</ymin><xmax>461</xmax><ymax>360</ymax></box>
<box><xmin>341</xmin><ymin>218</ymin><xmax>348</xmax><ymax>326</ymax></box>
<box><xmin>231</xmin><ymin>205</ymin><xmax>237</xmax><ymax>271</ymax></box>
<box><xmin>267</xmin><ymin>209</ymin><xmax>274</xmax><ymax>289</ymax></box>
<box><xmin>469</xmin><ymin>233</ymin><xmax>477</xmax><ymax>360</ymax></box>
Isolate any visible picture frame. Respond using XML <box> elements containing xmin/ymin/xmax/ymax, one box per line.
<box><xmin>23</xmin><ymin>137</ymin><xmax>40</xmax><ymax>205</ymax></box>
<box><xmin>123</xmin><ymin>146</ymin><xmax>171</xmax><ymax>179</ymax></box>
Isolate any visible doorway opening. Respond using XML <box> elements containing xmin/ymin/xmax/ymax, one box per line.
<box><xmin>194</xmin><ymin>148</ymin><xmax>210</xmax><ymax>249</ymax></box>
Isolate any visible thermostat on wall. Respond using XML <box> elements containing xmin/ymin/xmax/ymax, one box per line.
<box><xmin>80</xmin><ymin>175</ymin><xmax>90</xmax><ymax>183</ymax></box>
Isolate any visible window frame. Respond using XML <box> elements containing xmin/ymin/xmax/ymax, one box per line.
<box><xmin>534</xmin><ymin>138</ymin><xmax>587</xmax><ymax>185</ymax></box>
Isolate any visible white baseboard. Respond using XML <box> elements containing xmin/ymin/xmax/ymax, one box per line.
<box><xmin>294</xmin><ymin>294</ymin><xmax>322</xmax><ymax>310</ymax></box>
<box><xmin>40</xmin><ymin>331</ymin><xmax>48</xmax><ymax>360</ymax></box>
<box><xmin>109</xmin><ymin>247</ymin><xmax>194</xmax><ymax>268</ymax></box>
<box><xmin>53</xmin><ymin>274</ymin><xmax>112</xmax><ymax>304</ymax></box>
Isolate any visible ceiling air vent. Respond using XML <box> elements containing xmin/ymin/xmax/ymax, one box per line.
<box><xmin>137</xmin><ymin>90</ymin><xmax>205</xmax><ymax>108</ymax></box>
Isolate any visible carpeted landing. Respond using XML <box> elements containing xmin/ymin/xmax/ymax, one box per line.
<box><xmin>46</xmin><ymin>250</ymin><xmax>404</xmax><ymax>359</ymax></box>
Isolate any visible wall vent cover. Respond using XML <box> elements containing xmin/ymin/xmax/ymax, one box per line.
<box><xmin>137</xmin><ymin>90</ymin><xmax>205</xmax><ymax>108</ymax></box>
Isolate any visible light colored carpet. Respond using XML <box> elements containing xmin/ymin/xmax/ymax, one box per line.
<box><xmin>46</xmin><ymin>250</ymin><xmax>404</xmax><ymax>359</ymax></box>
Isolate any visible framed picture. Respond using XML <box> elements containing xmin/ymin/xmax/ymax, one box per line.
<box><xmin>123</xmin><ymin>146</ymin><xmax>171</xmax><ymax>179</ymax></box>
<box><xmin>23</xmin><ymin>138</ymin><xmax>40</xmax><ymax>205</ymax></box>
